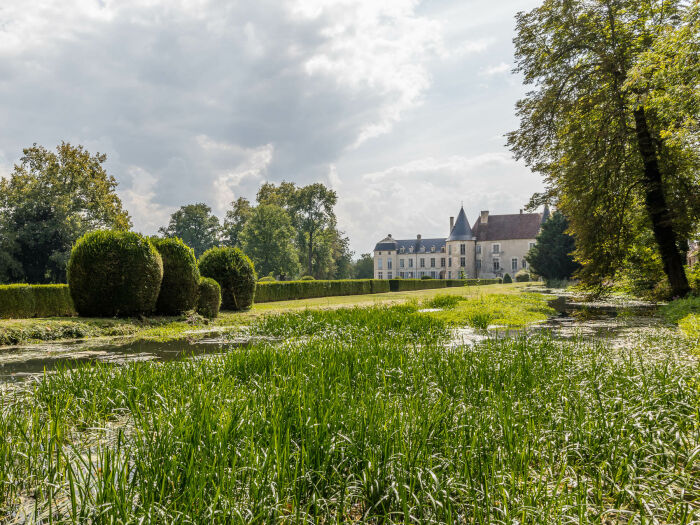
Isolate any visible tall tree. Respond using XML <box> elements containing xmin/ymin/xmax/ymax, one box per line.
<box><xmin>353</xmin><ymin>253</ymin><xmax>375</xmax><ymax>279</ymax></box>
<box><xmin>240</xmin><ymin>204</ymin><xmax>300</xmax><ymax>278</ymax></box>
<box><xmin>221</xmin><ymin>197</ymin><xmax>252</xmax><ymax>248</ymax></box>
<box><xmin>526</xmin><ymin>211</ymin><xmax>580</xmax><ymax>280</ymax></box>
<box><xmin>159</xmin><ymin>203</ymin><xmax>220</xmax><ymax>258</ymax></box>
<box><xmin>0</xmin><ymin>142</ymin><xmax>131</xmax><ymax>283</ymax></box>
<box><xmin>256</xmin><ymin>181</ymin><xmax>298</xmax><ymax>208</ymax></box>
<box><xmin>289</xmin><ymin>183</ymin><xmax>338</xmax><ymax>277</ymax></box>
<box><xmin>508</xmin><ymin>0</ymin><xmax>699</xmax><ymax>296</ymax></box>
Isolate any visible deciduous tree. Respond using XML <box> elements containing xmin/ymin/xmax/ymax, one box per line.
<box><xmin>221</xmin><ymin>197</ymin><xmax>252</xmax><ymax>248</ymax></box>
<box><xmin>159</xmin><ymin>203</ymin><xmax>220</xmax><ymax>258</ymax></box>
<box><xmin>240</xmin><ymin>204</ymin><xmax>300</xmax><ymax>278</ymax></box>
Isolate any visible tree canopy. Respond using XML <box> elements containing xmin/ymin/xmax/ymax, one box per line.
<box><xmin>526</xmin><ymin>211</ymin><xmax>580</xmax><ymax>281</ymax></box>
<box><xmin>240</xmin><ymin>204</ymin><xmax>300</xmax><ymax>278</ymax></box>
<box><xmin>159</xmin><ymin>203</ymin><xmax>220</xmax><ymax>258</ymax></box>
<box><xmin>508</xmin><ymin>0</ymin><xmax>699</xmax><ymax>296</ymax></box>
<box><xmin>221</xmin><ymin>197</ymin><xmax>252</xmax><ymax>248</ymax></box>
<box><xmin>0</xmin><ymin>142</ymin><xmax>131</xmax><ymax>283</ymax></box>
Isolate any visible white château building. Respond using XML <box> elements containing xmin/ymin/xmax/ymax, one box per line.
<box><xmin>373</xmin><ymin>205</ymin><xmax>549</xmax><ymax>280</ymax></box>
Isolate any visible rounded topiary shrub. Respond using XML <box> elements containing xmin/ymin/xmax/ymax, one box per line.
<box><xmin>503</xmin><ymin>273</ymin><xmax>513</xmax><ymax>283</ymax></box>
<box><xmin>151</xmin><ymin>237</ymin><xmax>200</xmax><ymax>315</ymax></box>
<box><xmin>67</xmin><ymin>230</ymin><xmax>163</xmax><ymax>317</ymax></box>
<box><xmin>198</xmin><ymin>247</ymin><xmax>256</xmax><ymax>310</ymax></box>
<box><xmin>196</xmin><ymin>277</ymin><xmax>221</xmax><ymax>318</ymax></box>
<box><xmin>515</xmin><ymin>270</ymin><xmax>530</xmax><ymax>282</ymax></box>
<box><xmin>300</xmin><ymin>275</ymin><xmax>315</xmax><ymax>281</ymax></box>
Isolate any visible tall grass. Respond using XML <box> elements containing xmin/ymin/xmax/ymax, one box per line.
<box><xmin>0</xmin><ymin>305</ymin><xmax>698</xmax><ymax>523</ymax></box>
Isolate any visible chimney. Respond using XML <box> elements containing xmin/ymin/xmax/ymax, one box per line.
<box><xmin>480</xmin><ymin>210</ymin><xmax>489</xmax><ymax>224</ymax></box>
<box><xmin>519</xmin><ymin>209</ymin><xmax>523</xmax><ymax>214</ymax></box>
<box><xmin>449</xmin><ymin>216</ymin><xmax>455</xmax><ymax>231</ymax></box>
<box><xmin>417</xmin><ymin>234</ymin><xmax>422</xmax><ymax>241</ymax></box>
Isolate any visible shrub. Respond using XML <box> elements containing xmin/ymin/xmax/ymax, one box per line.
<box><xmin>259</xmin><ymin>276</ymin><xmax>276</xmax><ymax>283</ymax></box>
<box><xmin>503</xmin><ymin>273</ymin><xmax>513</xmax><ymax>284</ymax></box>
<box><xmin>0</xmin><ymin>284</ymin><xmax>76</xmax><ymax>319</ymax></box>
<box><xmin>255</xmin><ymin>279</ymin><xmax>389</xmax><ymax>302</ymax></box>
<box><xmin>468</xmin><ymin>312</ymin><xmax>492</xmax><ymax>330</ymax></box>
<box><xmin>300</xmin><ymin>275</ymin><xmax>315</xmax><ymax>280</ymax></box>
<box><xmin>389</xmin><ymin>279</ymin><xmax>447</xmax><ymax>292</ymax></box>
<box><xmin>421</xmin><ymin>275</ymin><xmax>433</xmax><ymax>280</ymax></box>
<box><xmin>151</xmin><ymin>237</ymin><xmax>200</xmax><ymax>315</ymax></box>
<box><xmin>424</xmin><ymin>294</ymin><xmax>462</xmax><ymax>310</ymax></box>
<box><xmin>198</xmin><ymin>247</ymin><xmax>257</xmax><ymax>310</ymax></box>
<box><xmin>515</xmin><ymin>270</ymin><xmax>530</xmax><ymax>282</ymax></box>
<box><xmin>196</xmin><ymin>277</ymin><xmax>222</xmax><ymax>318</ymax></box>
<box><xmin>67</xmin><ymin>231</ymin><xmax>163</xmax><ymax>317</ymax></box>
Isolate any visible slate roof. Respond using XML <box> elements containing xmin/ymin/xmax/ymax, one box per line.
<box><xmin>472</xmin><ymin>213</ymin><xmax>542</xmax><ymax>241</ymax></box>
<box><xmin>374</xmin><ymin>237</ymin><xmax>446</xmax><ymax>253</ymax></box>
<box><xmin>446</xmin><ymin>207</ymin><xmax>475</xmax><ymax>241</ymax></box>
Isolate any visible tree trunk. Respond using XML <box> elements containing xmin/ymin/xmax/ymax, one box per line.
<box><xmin>308</xmin><ymin>230</ymin><xmax>314</xmax><ymax>277</ymax></box>
<box><xmin>633</xmin><ymin>107</ymin><xmax>690</xmax><ymax>297</ymax></box>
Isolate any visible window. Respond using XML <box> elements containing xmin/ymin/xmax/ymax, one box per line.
<box><xmin>420</xmin><ymin>258</ymin><xmax>425</xmax><ymax>268</ymax></box>
<box><xmin>460</xmin><ymin>257</ymin><xmax>466</xmax><ymax>267</ymax></box>
<box><xmin>529</xmin><ymin>242</ymin><xmax>535</xmax><ymax>250</ymax></box>
<box><xmin>420</xmin><ymin>246</ymin><xmax>426</xmax><ymax>253</ymax></box>
<box><xmin>441</xmin><ymin>258</ymin><xmax>446</xmax><ymax>267</ymax></box>
<box><xmin>408</xmin><ymin>272</ymin><xmax>413</xmax><ymax>278</ymax></box>
<box><xmin>448</xmin><ymin>271</ymin><xmax>452</xmax><ymax>279</ymax></box>
<box><xmin>493</xmin><ymin>259</ymin><xmax>500</xmax><ymax>271</ymax></box>
<box><xmin>378</xmin><ymin>251</ymin><xmax>382</xmax><ymax>255</ymax></box>
<box><xmin>448</xmin><ymin>257</ymin><xmax>452</xmax><ymax>267</ymax></box>
<box><xmin>441</xmin><ymin>246</ymin><xmax>445</xmax><ymax>253</ymax></box>
<box><xmin>431</xmin><ymin>246</ymin><xmax>435</xmax><ymax>253</ymax></box>
<box><xmin>460</xmin><ymin>244</ymin><xmax>466</xmax><ymax>255</ymax></box>
<box><xmin>400</xmin><ymin>272</ymin><xmax>405</xmax><ymax>278</ymax></box>
<box><xmin>476</xmin><ymin>245</ymin><xmax>481</xmax><ymax>255</ymax></box>
<box><xmin>512</xmin><ymin>258</ymin><xmax>518</xmax><ymax>271</ymax></box>
<box><xmin>388</xmin><ymin>259</ymin><xmax>392</xmax><ymax>269</ymax></box>
<box><xmin>431</xmin><ymin>271</ymin><xmax>436</xmax><ymax>279</ymax></box>
<box><xmin>409</xmin><ymin>246</ymin><xmax>414</xmax><ymax>253</ymax></box>
<box><xmin>492</xmin><ymin>244</ymin><xmax>500</xmax><ymax>254</ymax></box>
<box><xmin>476</xmin><ymin>259</ymin><xmax>482</xmax><ymax>270</ymax></box>
<box><xmin>378</xmin><ymin>272</ymin><xmax>383</xmax><ymax>279</ymax></box>
<box><xmin>522</xmin><ymin>260</ymin><xmax>527</xmax><ymax>269</ymax></box>
<box><xmin>388</xmin><ymin>272</ymin><xmax>393</xmax><ymax>279</ymax></box>
<box><xmin>400</xmin><ymin>259</ymin><xmax>405</xmax><ymax>268</ymax></box>
<box><xmin>400</xmin><ymin>247</ymin><xmax>405</xmax><ymax>254</ymax></box>
<box><xmin>448</xmin><ymin>245</ymin><xmax>452</xmax><ymax>254</ymax></box>
<box><xmin>430</xmin><ymin>258</ymin><xmax>436</xmax><ymax>268</ymax></box>
<box><xmin>409</xmin><ymin>259</ymin><xmax>414</xmax><ymax>268</ymax></box>
<box><xmin>377</xmin><ymin>258</ymin><xmax>383</xmax><ymax>270</ymax></box>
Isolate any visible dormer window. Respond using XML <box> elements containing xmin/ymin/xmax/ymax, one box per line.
<box><xmin>430</xmin><ymin>246</ymin><xmax>435</xmax><ymax>253</ymax></box>
<box><xmin>420</xmin><ymin>246</ymin><xmax>426</xmax><ymax>253</ymax></box>
<box><xmin>409</xmin><ymin>246</ymin><xmax>414</xmax><ymax>253</ymax></box>
<box><xmin>400</xmin><ymin>247</ymin><xmax>405</xmax><ymax>254</ymax></box>
<box><xmin>441</xmin><ymin>246</ymin><xmax>445</xmax><ymax>253</ymax></box>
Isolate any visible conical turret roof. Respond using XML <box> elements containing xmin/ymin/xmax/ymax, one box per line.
<box><xmin>447</xmin><ymin>207</ymin><xmax>474</xmax><ymax>241</ymax></box>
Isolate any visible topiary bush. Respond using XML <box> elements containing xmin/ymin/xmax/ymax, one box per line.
<box><xmin>300</xmin><ymin>275</ymin><xmax>315</xmax><ymax>281</ymax></box>
<box><xmin>67</xmin><ymin>230</ymin><xmax>163</xmax><ymax>317</ymax></box>
<box><xmin>198</xmin><ymin>247</ymin><xmax>257</xmax><ymax>310</ymax></box>
<box><xmin>259</xmin><ymin>276</ymin><xmax>276</xmax><ymax>283</ymax></box>
<box><xmin>503</xmin><ymin>273</ymin><xmax>513</xmax><ymax>284</ymax></box>
<box><xmin>196</xmin><ymin>277</ymin><xmax>221</xmax><ymax>318</ymax></box>
<box><xmin>151</xmin><ymin>237</ymin><xmax>200</xmax><ymax>315</ymax></box>
<box><xmin>515</xmin><ymin>270</ymin><xmax>531</xmax><ymax>282</ymax></box>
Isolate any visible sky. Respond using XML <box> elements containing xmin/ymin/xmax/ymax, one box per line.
<box><xmin>0</xmin><ymin>0</ymin><xmax>544</xmax><ymax>255</ymax></box>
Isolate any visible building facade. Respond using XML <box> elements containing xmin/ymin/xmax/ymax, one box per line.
<box><xmin>373</xmin><ymin>206</ymin><xmax>549</xmax><ymax>280</ymax></box>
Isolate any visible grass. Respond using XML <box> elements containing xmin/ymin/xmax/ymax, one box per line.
<box><xmin>660</xmin><ymin>295</ymin><xmax>700</xmax><ymax>347</ymax></box>
<box><xmin>1</xmin><ymin>305</ymin><xmax>698</xmax><ymax>523</ymax></box>
<box><xmin>0</xmin><ymin>283</ymin><xmax>542</xmax><ymax>346</ymax></box>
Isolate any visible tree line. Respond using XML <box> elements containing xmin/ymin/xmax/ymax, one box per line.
<box><xmin>0</xmin><ymin>143</ymin><xmax>362</xmax><ymax>284</ymax></box>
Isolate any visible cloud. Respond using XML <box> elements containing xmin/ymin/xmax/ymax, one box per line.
<box><xmin>480</xmin><ymin>62</ymin><xmax>511</xmax><ymax>76</ymax></box>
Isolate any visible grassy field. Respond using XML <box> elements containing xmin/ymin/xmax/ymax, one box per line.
<box><xmin>1</xmin><ymin>304</ymin><xmax>698</xmax><ymax>523</ymax></box>
<box><xmin>0</xmin><ymin>283</ymin><xmax>545</xmax><ymax>345</ymax></box>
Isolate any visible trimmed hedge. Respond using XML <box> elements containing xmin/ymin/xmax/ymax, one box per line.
<box><xmin>389</xmin><ymin>278</ymin><xmax>501</xmax><ymax>292</ymax></box>
<box><xmin>68</xmin><ymin>231</ymin><xmax>163</xmax><ymax>317</ymax></box>
<box><xmin>198</xmin><ymin>247</ymin><xmax>256</xmax><ymax>311</ymax></box>
<box><xmin>503</xmin><ymin>273</ymin><xmax>513</xmax><ymax>284</ymax></box>
<box><xmin>256</xmin><ymin>279</ymin><xmax>388</xmax><ymax>303</ymax></box>
<box><xmin>0</xmin><ymin>284</ymin><xmax>76</xmax><ymax>319</ymax></box>
<box><xmin>151</xmin><ymin>237</ymin><xmax>200</xmax><ymax>315</ymax></box>
<box><xmin>196</xmin><ymin>277</ymin><xmax>222</xmax><ymax>318</ymax></box>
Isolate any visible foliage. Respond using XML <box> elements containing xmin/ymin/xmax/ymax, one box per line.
<box><xmin>300</xmin><ymin>275</ymin><xmax>315</xmax><ymax>280</ymax></box>
<box><xmin>515</xmin><ymin>270</ymin><xmax>531</xmax><ymax>282</ymax></box>
<box><xmin>508</xmin><ymin>0</ymin><xmax>699</xmax><ymax>296</ymax></box>
<box><xmin>677</xmin><ymin>314</ymin><xmax>699</xmax><ymax>346</ymax></box>
<box><xmin>467</xmin><ymin>312</ymin><xmax>492</xmax><ymax>330</ymax></box>
<box><xmin>255</xmin><ymin>279</ymin><xmax>386</xmax><ymax>303</ymax></box>
<box><xmin>502</xmin><ymin>273</ymin><xmax>513</xmax><ymax>284</ymax></box>
<box><xmin>196</xmin><ymin>277</ymin><xmax>221</xmax><ymax>319</ymax></box>
<box><xmin>159</xmin><ymin>203</ymin><xmax>220</xmax><ymax>258</ymax></box>
<box><xmin>151</xmin><ymin>238</ymin><xmax>200</xmax><ymax>315</ymax></box>
<box><xmin>423</xmin><ymin>294</ymin><xmax>462</xmax><ymax>310</ymax></box>
<box><xmin>660</xmin><ymin>295</ymin><xmax>700</xmax><ymax>325</ymax></box>
<box><xmin>0</xmin><ymin>284</ymin><xmax>75</xmax><ymax>319</ymax></box>
<box><xmin>240</xmin><ymin>204</ymin><xmax>300</xmax><ymax>278</ymax></box>
<box><xmin>526</xmin><ymin>211</ymin><xmax>580</xmax><ymax>281</ymax></box>
<box><xmin>221</xmin><ymin>197</ymin><xmax>252</xmax><ymax>248</ymax></box>
<box><xmin>617</xmin><ymin>229</ymin><xmax>668</xmax><ymax>298</ymax></box>
<box><xmin>198</xmin><ymin>247</ymin><xmax>256</xmax><ymax>311</ymax></box>
<box><xmin>67</xmin><ymin>231</ymin><xmax>163</xmax><ymax>317</ymax></box>
<box><xmin>0</xmin><ymin>143</ymin><xmax>131</xmax><ymax>284</ymax></box>
<box><xmin>388</xmin><ymin>279</ymin><xmax>500</xmax><ymax>292</ymax></box>
<box><xmin>353</xmin><ymin>253</ymin><xmax>374</xmax><ymax>279</ymax></box>
<box><xmin>258</xmin><ymin>276</ymin><xmax>276</xmax><ymax>283</ymax></box>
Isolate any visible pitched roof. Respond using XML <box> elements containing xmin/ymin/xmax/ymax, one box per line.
<box><xmin>472</xmin><ymin>213</ymin><xmax>542</xmax><ymax>241</ymax></box>
<box><xmin>374</xmin><ymin>237</ymin><xmax>446</xmax><ymax>253</ymax></box>
<box><xmin>446</xmin><ymin>207</ymin><xmax>475</xmax><ymax>241</ymax></box>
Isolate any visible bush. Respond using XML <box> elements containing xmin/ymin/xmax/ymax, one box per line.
<box><xmin>300</xmin><ymin>275</ymin><xmax>315</xmax><ymax>280</ymax></box>
<box><xmin>151</xmin><ymin>237</ymin><xmax>200</xmax><ymax>315</ymax></box>
<box><xmin>198</xmin><ymin>247</ymin><xmax>257</xmax><ymax>310</ymax></box>
<box><xmin>424</xmin><ymin>294</ymin><xmax>462</xmax><ymax>310</ymax></box>
<box><xmin>515</xmin><ymin>270</ymin><xmax>531</xmax><ymax>282</ymax></box>
<box><xmin>420</xmin><ymin>275</ymin><xmax>433</xmax><ymax>280</ymax></box>
<box><xmin>196</xmin><ymin>277</ymin><xmax>222</xmax><ymax>318</ymax></box>
<box><xmin>389</xmin><ymin>279</ymin><xmax>447</xmax><ymax>292</ymax></box>
<box><xmin>259</xmin><ymin>276</ymin><xmax>276</xmax><ymax>283</ymax></box>
<box><xmin>255</xmin><ymin>279</ymin><xmax>388</xmax><ymax>303</ymax></box>
<box><xmin>0</xmin><ymin>284</ymin><xmax>76</xmax><ymax>319</ymax></box>
<box><xmin>503</xmin><ymin>273</ymin><xmax>513</xmax><ymax>284</ymax></box>
<box><xmin>67</xmin><ymin>231</ymin><xmax>163</xmax><ymax>317</ymax></box>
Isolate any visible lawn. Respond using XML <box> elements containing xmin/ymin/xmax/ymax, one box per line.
<box><xmin>1</xmin><ymin>304</ymin><xmax>698</xmax><ymax>523</ymax></box>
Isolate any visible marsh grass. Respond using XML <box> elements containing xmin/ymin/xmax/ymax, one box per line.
<box><xmin>422</xmin><ymin>294</ymin><xmax>463</xmax><ymax>310</ymax></box>
<box><xmin>427</xmin><ymin>293</ymin><xmax>554</xmax><ymax>328</ymax></box>
<box><xmin>1</xmin><ymin>305</ymin><xmax>698</xmax><ymax>523</ymax></box>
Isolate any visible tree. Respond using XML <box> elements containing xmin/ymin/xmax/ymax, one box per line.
<box><xmin>159</xmin><ymin>203</ymin><xmax>220</xmax><ymax>258</ymax></box>
<box><xmin>0</xmin><ymin>142</ymin><xmax>131</xmax><ymax>283</ymax></box>
<box><xmin>508</xmin><ymin>0</ymin><xmax>699</xmax><ymax>296</ymax></box>
<box><xmin>221</xmin><ymin>197</ymin><xmax>252</xmax><ymax>248</ymax></box>
<box><xmin>289</xmin><ymin>183</ymin><xmax>338</xmax><ymax>277</ymax></box>
<box><xmin>256</xmin><ymin>181</ymin><xmax>298</xmax><ymax>208</ymax></box>
<box><xmin>526</xmin><ymin>211</ymin><xmax>580</xmax><ymax>281</ymax></box>
<box><xmin>240</xmin><ymin>204</ymin><xmax>300</xmax><ymax>278</ymax></box>
<box><xmin>353</xmin><ymin>253</ymin><xmax>374</xmax><ymax>279</ymax></box>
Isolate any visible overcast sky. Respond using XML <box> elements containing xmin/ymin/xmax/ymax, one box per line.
<box><xmin>0</xmin><ymin>0</ymin><xmax>544</xmax><ymax>255</ymax></box>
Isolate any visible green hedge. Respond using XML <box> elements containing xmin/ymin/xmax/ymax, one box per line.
<box><xmin>196</xmin><ymin>277</ymin><xmax>222</xmax><ymax>319</ymax></box>
<box><xmin>256</xmin><ymin>279</ymin><xmax>389</xmax><ymax>303</ymax></box>
<box><xmin>390</xmin><ymin>279</ymin><xmax>501</xmax><ymax>292</ymax></box>
<box><xmin>0</xmin><ymin>284</ymin><xmax>76</xmax><ymax>319</ymax></box>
